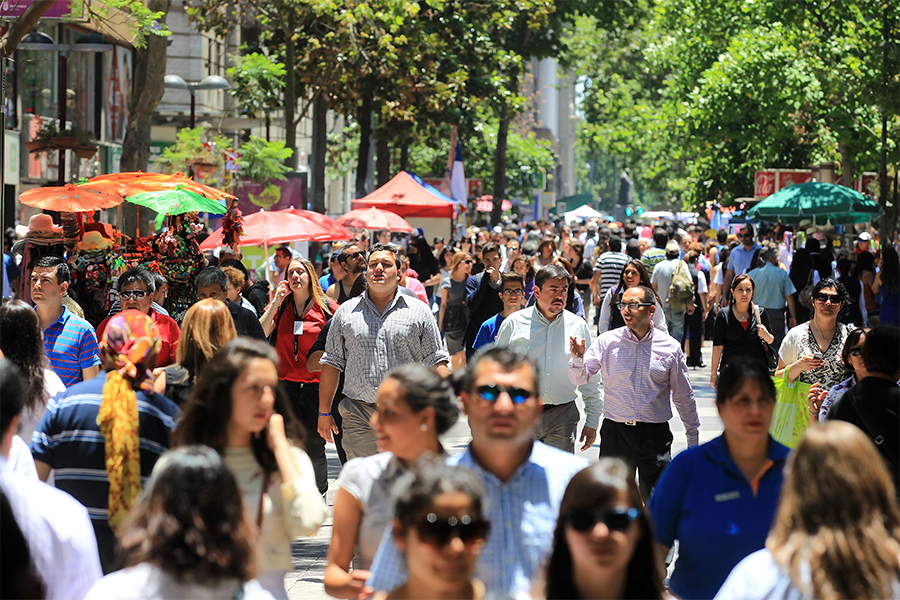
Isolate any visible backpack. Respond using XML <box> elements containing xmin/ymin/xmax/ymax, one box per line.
<box><xmin>667</xmin><ymin>260</ymin><xmax>695</xmax><ymax>312</ymax></box>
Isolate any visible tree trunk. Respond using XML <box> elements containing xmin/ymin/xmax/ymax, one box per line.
<box><xmin>376</xmin><ymin>136</ymin><xmax>390</xmax><ymax>187</ymax></box>
<box><xmin>399</xmin><ymin>143</ymin><xmax>409</xmax><ymax>173</ymax></box>
<box><xmin>355</xmin><ymin>95</ymin><xmax>372</xmax><ymax>198</ymax></box>
<box><xmin>491</xmin><ymin>104</ymin><xmax>510</xmax><ymax>226</ymax></box>
<box><xmin>838</xmin><ymin>140</ymin><xmax>854</xmax><ymax>188</ymax></box>
<box><xmin>119</xmin><ymin>0</ymin><xmax>172</xmax><ymax>237</ymax></box>
<box><xmin>311</xmin><ymin>93</ymin><xmax>328</xmax><ymax>213</ymax></box>
<box><xmin>283</xmin><ymin>11</ymin><xmax>297</xmax><ymax>169</ymax></box>
<box><xmin>879</xmin><ymin>3</ymin><xmax>893</xmax><ymax>240</ymax></box>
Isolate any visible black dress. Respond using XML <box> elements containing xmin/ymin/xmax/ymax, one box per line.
<box><xmin>713</xmin><ymin>305</ymin><xmax>771</xmax><ymax>373</ymax></box>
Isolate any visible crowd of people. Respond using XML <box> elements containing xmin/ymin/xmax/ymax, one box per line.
<box><xmin>1</xmin><ymin>216</ymin><xmax>899</xmax><ymax>600</ymax></box>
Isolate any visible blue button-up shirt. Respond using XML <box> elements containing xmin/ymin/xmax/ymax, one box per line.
<box><xmin>366</xmin><ymin>442</ymin><xmax>588</xmax><ymax>596</ymax></box>
<box><xmin>727</xmin><ymin>242</ymin><xmax>763</xmax><ymax>276</ymax></box>
<box><xmin>747</xmin><ymin>263</ymin><xmax>796</xmax><ymax>310</ymax></box>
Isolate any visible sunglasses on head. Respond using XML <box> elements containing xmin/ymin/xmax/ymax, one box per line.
<box><xmin>409</xmin><ymin>513</ymin><xmax>490</xmax><ymax>547</ymax></box>
<box><xmin>119</xmin><ymin>290</ymin><xmax>149</xmax><ymax>300</ymax></box>
<box><xmin>565</xmin><ymin>506</ymin><xmax>640</xmax><ymax>533</ymax></box>
<box><xmin>815</xmin><ymin>292</ymin><xmax>841</xmax><ymax>305</ymax></box>
<box><xmin>476</xmin><ymin>383</ymin><xmax>533</xmax><ymax>404</ymax></box>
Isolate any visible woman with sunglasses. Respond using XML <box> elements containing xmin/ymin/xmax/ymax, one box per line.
<box><xmin>709</xmin><ymin>274</ymin><xmax>774</xmax><ymax>391</ymax></box>
<box><xmin>324</xmin><ymin>364</ymin><xmax>459</xmax><ymax>599</ymax></box>
<box><xmin>649</xmin><ymin>360</ymin><xmax>789</xmax><ymax>600</ymax></box>
<box><xmin>542</xmin><ymin>459</ymin><xmax>666</xmax><ymax>600</ymax></box>
<box><xmin>439</xmin><ymin>252</ymin><xmax>474</xmax><ymax>372</ymax></box>
<box><xmin>776</xmin><ymin>278</ymin><xmax>855</xmax><ymax>391</ymax></box>
<box><xmin>809</xmin><ymin>328</ymin><xmax>869</xmax><ymax>423</ymax></box>
<box><xmin>598</xmin><ymin>259</ymin><xmax>667</xmax><ymax>335</ymax></box>
<box><xmin>379</xmin><ymin>458</ymin><xmax>488</xmax><ymax>600</ymax></box>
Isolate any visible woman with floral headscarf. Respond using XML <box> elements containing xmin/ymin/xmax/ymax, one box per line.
<box><xmin>31</xmin><ymin>310</ymin><xmax>181</xmax><ymax>573</ymax></box>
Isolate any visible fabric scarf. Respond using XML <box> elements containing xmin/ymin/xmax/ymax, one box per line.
<box><xmin>96</xmin><ymin>310</ymin><xmax>161</xmax><ymax>531</ymax></box>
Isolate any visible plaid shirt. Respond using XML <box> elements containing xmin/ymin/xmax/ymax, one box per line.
<box><xmin>321</xmin><ymin>289</ymin><xmax>449</xmax><ymax>403</ymax></box>
<box><xmin>568</xmin><ymin>325</ymin><xmax>700</xmax><ymax>446</ymax></box>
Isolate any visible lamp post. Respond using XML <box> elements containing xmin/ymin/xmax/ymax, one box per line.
<box><xmin>163</xmin><ymin>74</ymin><xmax>231</xmax><ymax>129</ymax></box>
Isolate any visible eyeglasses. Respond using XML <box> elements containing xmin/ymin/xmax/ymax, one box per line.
<box><xmin>348</xmin><ymin>251</ymin><xmax>364</xmax><ymax>260</ymax></box>
<box><xmin>119</xmin><ymin>290</ymin><xmax>149</xmax><ymax>300</ymax></box>
<box><xmin>565</xmin><ymin>506</ymin><xmax>640</xmax><ymax>533</ymax></box>
<box><xmin>741</xmin><ymin>232</ymin><xmax>753</xmax><ymax>239</ymax></box>
<box><xmin>409</xmin><ymin>513</ymin><xmax>491</xmax><ymax>547</ymax></box>
<box><xmin>815</xmin><ymin>293</ymin><xmax>841</xmax><ymax>305</ymax></box>
<box><xmin>502</xmin><ymin>289</ymin><xmax>524</xmax><ymax>296</ymax></box>
<box><xmin>476</xmin><ymin>383</ymin><xmax>534</xmax><ymax>404</ymax></box>
<box><xmin>462</xmin><ymin>259</ymin><xmax>474</xmax><ymax>264</ymax></box>
<box><xmin>616</xmin><ymin>301</ymin><xmax>653</xmax><ymax>311</ymax></box>
<box><xmin>849</xmin><ymin>347</ymin><xmax>863</xmax><ymax>357</ymax></box>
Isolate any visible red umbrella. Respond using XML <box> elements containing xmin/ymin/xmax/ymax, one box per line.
<box><xmin>284</xmin><ymin>208</ymin><xmax>352</xmax><ymax>240</ymax></box>
<box><xmin>200</xmin><ymin>209</ymin><xmax>336</xmax><ymax>250</ymax></box>
<box><xmin>336</xmin><ymin>207</ymin><xmax>414</xmax><ymax>233</ymax></box>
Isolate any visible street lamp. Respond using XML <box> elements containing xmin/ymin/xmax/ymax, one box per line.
<box><xmin>163</xmin><ymin>74</ymin><xmax>231</xmax><ymax>129</ymax></box>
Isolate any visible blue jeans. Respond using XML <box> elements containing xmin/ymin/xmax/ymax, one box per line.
<box><xmin>665</xmin><ymin>306</ymin><xmax>686</xmax><ymax>343</ymax></box>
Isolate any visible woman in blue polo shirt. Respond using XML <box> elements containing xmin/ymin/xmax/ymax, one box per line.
<box><xmin>649</xmin><ymin>359</ymin><xmax>789</xmax><ymax>600</ymax></box>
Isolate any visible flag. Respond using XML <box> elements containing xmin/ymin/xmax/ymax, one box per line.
<box><xmin>450</xmin><ymin>135</ymin><xmax>466</xmax><ymax>210</ymax></box>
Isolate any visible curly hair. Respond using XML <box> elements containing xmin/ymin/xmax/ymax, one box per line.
<box><xmin>172</xmin><ymin>338</ymin><xmax>304</xmax><ymax>473</ymax></box>
<box><xmin>118</xmin><ymin>446</ymin><xmax>255</xmax><ymax>583</ymax></box>
<box><xmin>0</xmin><ymin>300</ymin><xmax>47</xmax><ymax>415</ymax></box>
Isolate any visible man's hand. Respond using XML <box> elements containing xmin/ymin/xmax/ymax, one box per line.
<box><xmin>487</xmin><ymin>266</ymin><xmax>500</xmax><ymax>285</ymax></box>
<box><xmin>318</xmin><ymin>415</ymin><xmax>339</xmax><ymax>443</ymax></box>
<box><xmin>579</xmin><ymin>426</ymin><xmax>597</xmax><ymax>451</ymax></box>
<box><xmin>569</xmin><ymin>336</ymin><xmax>586</xmax><ymax>358</ymax></box>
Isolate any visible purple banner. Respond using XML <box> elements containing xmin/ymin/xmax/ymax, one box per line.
<box><xmin>1</xmin><ymin>0</ymin><xmax>75</xmax><ymax>19</ymax></box>
<box><xmin>235</xmin><ymin>178</ymin><xmax>305</xmax><ymax>215</ymax></box>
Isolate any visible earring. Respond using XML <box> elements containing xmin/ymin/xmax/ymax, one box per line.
<box><xmin>420</xmin><ymin>423</ymin><xmax>427</xmax><ymax>432</ymax></box>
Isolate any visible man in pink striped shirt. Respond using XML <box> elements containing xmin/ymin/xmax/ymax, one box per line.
<box><xmin>568</xmin><ymin>285</ymin><xmax>699</xmax><ymax>500</ymax></box>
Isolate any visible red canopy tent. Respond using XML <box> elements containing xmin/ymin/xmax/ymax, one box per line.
<box><xmin>351</xmin><ymin>171</ymin><xmax>457</xmax><ymax>219</ymax></box>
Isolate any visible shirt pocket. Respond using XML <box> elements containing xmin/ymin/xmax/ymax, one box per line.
<box><xmin>649</xmin><ymin>353</ymin><xmax>671</xmax><ymax>386</ymax></box>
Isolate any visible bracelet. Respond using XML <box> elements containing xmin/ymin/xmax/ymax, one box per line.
<box><xmin>318</xmin><ymin>412</ymin><xmax>331</xmax><ymax>417</ymax></box>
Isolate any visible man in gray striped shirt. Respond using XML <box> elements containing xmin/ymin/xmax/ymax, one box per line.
<box><xmin>592</xmin><ymin>237</ymin><xmax>629</xmax><ymax>322</ymax></box>
<box><xmin>317</xmin><ymin>243</ymin><xmax>450</xmax><ymax>460</ymax></box>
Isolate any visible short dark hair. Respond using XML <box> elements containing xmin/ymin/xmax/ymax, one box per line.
<box><xmin>717</xmin><ymin>229</ymin><xmax>728</xmax><ymax>244</ymax></box>
<box><xmin>862</xmin><ymin>325</ymin><xmax>899</xmax><ymax>376</ymax></box>
<box><xmin>608</xmin><ymin>237</ymin><xmax>622</xmax><ymax>253</ymax></box>
<box><xmin>841</xmin><ymin>328</ymin><xmax>868</xmax><ymax>373</ymax></box>
<box><xmin>740</xmin><ymin>223</ymin><xmax>755</xmax><ymax>237</ymax></box>
<box><xmin>117</xmin><ymin>267</ymin><xmax>155</xmax><ymax>294</ymax></box>
<box><xmin>715</xmin><ymin>359</ymin><xmax>776</xmax><ymax>406</ymax></box>
<box><xmin>195</xmin><ymin>267</ymin><xmax>228</xmax><ymax>293</ymax></box>
<box><xmin>338</xmin><ymin>244</ymin><xmax>361</xmax><ymax>265</ymax></box>
<box><xmin>460</xmin><ymin>346</ymin><xmax>539</xmax><ymax>396</ymax></box>
<box><xmin>152</xmin><ymin>273</ymin><xmax>169</xmax><ymax>291</ymax></box>
<box><xmin>275</xmin><ymin>246</ymin><xmax>292</xmax><ymax>259</ymax></box>
<box><xmin>32</xmin><ymin>255</ymin><xmax>69</xmax><ymax>285</ymax></box>
<box><xmin>652</xmin><ymin>227</ymin><xmax>668</xmax><ymax>248</ymax></box>
<box><xmin>392</xmin><ymin>457</ymin><xmax>485</xmax><ymax>527</ymax></box>
<box><xmin>0</xmin><ymin>359</ymin><xmax>26</xmax><ymax>435</ymax></box>
<box><xmin>534</xmin><ymin>264</ymin><xmax>572</xmax><ymax>289</ymax></box>
<box><xmin>482</xmin><ymin>242</ymin><xmax>501</xmax><ymax>258</ymax></box>
<box><xmin>627</xmin><ymin>284</ymin><xmax>655</xmax><ymax>305</ymax></box>
<box><xmin>625</xmin><ymin>239</ymin><xmax>641</xmax><ymax>259</ymax></box>
<box><xmin>500</xmin><ymin>272</ymin><xmax>525</xmax><ymax>292</ymax></box>
<box><xmin>376</xmin><ymin>229</ymin><xmax>390</xmax><ymax>238</ymax></box>
<box><xmin>384</xmin><ymin>364</ymin><xmax>459</xmax><ymax>435</ymax></box>
<box><xmin>368</xmin><ymin>243</ymin><xmax>401</xmax><ymax>268</ymax></box>
<box><xmin>118</xmin><ymin>446</ymin><xmax>254</xmax><ymax>583</ymax></box>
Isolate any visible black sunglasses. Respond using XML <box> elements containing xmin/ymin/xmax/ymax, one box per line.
<box><xmin>348</xmin><ymin>251</ymin><xmax>364</xmax><ymax>260</ymax></box>
<box><xmin>119</xmin><ymin>290</ymin><xmax>149</xmax><ymax>299</ymax></box>
<box><xmin>815</xmin><ymin>292</ymin><xmax>841</xmax><ymax>305</ymax></box>
<box><xmin>462</xmin><ymin>259</ymin><xmax>474</xmax><ymax>264</ymax></box>
<box><xmin>476</xmin><ymin>383</ymin><xmax>533</xmax><ymax>404</ymax></box>
<box><xmin>409</xmin><ymin>513</ymin><xmax>490</xmax><ymax>547</ymax></box>
<box><xmin>565</xmin><ymin>506</ymin><xmax>640</xmax><ymax>533</ymax></box>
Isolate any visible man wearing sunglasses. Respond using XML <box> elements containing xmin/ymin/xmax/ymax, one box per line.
<box><xmin>96</xmin><ymin>267</ymin><xmax>180</xmax><ymax>368</ymax></box>
<box><xmin>368</xmin><ymin>347</ymin><xmax>588</xmax><ymax>597</ymax></box>
<box><xmin>569</xmin><ymin>285</ymin><xmax>699</xmax><ymax>500</ymax></box>
<box><xmin>719</xmin><ymin>224</ymin><xmax>761</xmax><ymax>305</ymax></box>
<box><xmin>326</xmin><ymin>244</ymin><xmax>366</xmax><ymax>305</ymax></box>
<box><xmin>495</xmin><ymin>264</ymin><xmax>602</xmax><ymax>454</ymax></box>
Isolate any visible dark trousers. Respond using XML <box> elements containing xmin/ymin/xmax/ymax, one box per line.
<box><xmin>765</xmin><ymin>306</ymin><xmax>787</xmax><ymax>353</ymax></box>
<box><xmin>282</xmin><ymin>380</ymin><xmax>328</xmax><ymax>494</ymax></box>
<box><xmin>332</xmin><ymin>393</ymin><xmax>347</xmax><ymax>465</ymax></box>
<box><xmin>599</xmin><ymin>419</ymin><xmax>673</xmax><ymax>502</ymax></box>
<box><xmin>94</xmin><ymin>521</ymin><xmax>120</xmax><ymax>574</ymax></box>
<box><xmin>685</xmin><ymin>307</ymin><xmax>704</xmax><ymax>366</ymax></box>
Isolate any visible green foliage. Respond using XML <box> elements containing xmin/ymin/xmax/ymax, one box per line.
<box><xmin>68</xmin><ymin>0</ymin><xmax>171</xmax><ymax>48</ymax></box>
<box><xmin>156</xmin><ymin>126</ymin><xmax>230</xmax><ymax>177</ymax></box>
<box><xmin>227</xmin><ymin>52</ymin><xmax>285</xmax><ymax>121</ymax></box>
<box><xmin>236</xmin><ymin>137</ymin><xmax>293</xmax><ymax>184</ymax></box>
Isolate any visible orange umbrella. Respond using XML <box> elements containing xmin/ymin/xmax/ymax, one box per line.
<box><xmin>18</xmin><ymin>183</ymin><xmax>124</xmax><ymax>212</ymax></box>
<box><xmin>81</xmin><ymin>172</ymin><xmax>236</xmax><ymax>201</ymax></box>
<box><xmin>336</xmin><ymin>207</ymin><xmax>414</xmax><ymax>233</ymax></box>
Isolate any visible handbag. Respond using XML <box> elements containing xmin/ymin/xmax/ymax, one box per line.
<box><xmin>752</xmin><ymin>304</ymin><xmax>778</xmax><ymax>370</ymax></box>
<box><xmin>798</xmin><ymin>268</ymin><xmax>816</xmax><ymax>310</ymax></box>
<box><xmin>770</xmin><ymin>370</ymin><xmax>812</xmax><ymax>448</ymax></box>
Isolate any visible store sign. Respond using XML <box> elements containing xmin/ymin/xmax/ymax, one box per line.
<box><xmin>0</xmin><ymin>0</ymin><xmax>82</xmax><ymax>19</ymax></box>
<box><xmin>754</xmin><ymin>170</ymin><xmax>812</xmax><ymax>197</ymax></box>
<box><xmin>467</xmin><ymin>179</ymin><xmax>482</xmax><ymax>198</ymax></box>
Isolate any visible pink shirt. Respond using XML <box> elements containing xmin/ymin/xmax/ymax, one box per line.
<box><xmin>402</xmin><ymin>277</ymin><xmax>428</xmax><ymax>304</ymax></box>
<box><xmin>568</xmin><ymin>326</ymin><xmax>700</xmax><ymax>446</ymax></box>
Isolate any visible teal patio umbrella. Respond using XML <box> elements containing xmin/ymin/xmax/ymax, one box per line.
<box><xmin>748</xmin><ymin>182</ymin><xmax>882</xmax><ymax>225</ymax></box>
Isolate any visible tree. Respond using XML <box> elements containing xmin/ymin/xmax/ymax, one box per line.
<box><xmin>227</xmin><ymin>52</ymin><xmax>285</xmax><ymax>141</ymax></box>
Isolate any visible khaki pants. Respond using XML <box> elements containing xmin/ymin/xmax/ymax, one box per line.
<box><xmin>339</xmin><ymin>397</ymin><xmax>379</xmax><ymax>461</ymax></box>
<box><xmin>534</xmin><ymin>401</ymin><xmax>579</xmax><ymax>453</ymax></box>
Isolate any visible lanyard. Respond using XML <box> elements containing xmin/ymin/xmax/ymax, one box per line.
<box><xmin>292</xmin><ymin>296</ymin><xmax>312</xmax><ymax>361</ymax></box>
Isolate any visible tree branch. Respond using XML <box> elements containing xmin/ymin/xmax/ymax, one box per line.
<box><xmin>0</xmin><ymin>0</ymin><xmax>57</xmax><ymax>58</ymax></box>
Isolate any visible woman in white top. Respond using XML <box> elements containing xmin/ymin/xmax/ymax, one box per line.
<box><xmin>173</xmin><ymin>339</ymin><xmax>327</xmax><ymax>599</ymax></box>
<box><xmin>324</xmin><ymin>364</ymin><xmax>459</xmax><ymax>599</ymax></box>
<box><xmin>84</xmin><ymin>445</ymin><xmax>275</xmax><ymax>600</ymax></box>
<box><xmin>598</xmin><ymin>259</ymin><xmax>668</xmax><ymax>335</ymax></box>
<box><xmin>0</xmin><ymin>300</ymin><xmax>65</xmax><ymax>444</ymax></box>
<box><xmin>715</xmin><ymin>421</ymin><xmax>900</xmax><ymax>600</ymax></box>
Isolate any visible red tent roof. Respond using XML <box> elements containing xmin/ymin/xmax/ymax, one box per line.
<box><xmin>351</xmin><ymin>171</ymin><xmax>457</xmax><ymax>219</ymax></box>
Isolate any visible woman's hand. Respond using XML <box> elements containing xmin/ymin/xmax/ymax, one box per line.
<box><xmin>796</xmin><ymin>353</ymin><xmax>825</xmax><ymax>372</ymax></box>
<box><xmin>569</xmin><ymin>336</ymin><xmax>586</xmax><ymax>359</ymax></box>
<box><xmin>807</xmin><ymin>383</ymin><xmax>827</xmax><ymax>415</ymax></box>
<box><xmin>710</xmin><ymin>374</ymin><xmax>718</xmax><ymax>391</ymax></box>
<box><xmin>274</xmin><ymin>280</ymin><xmax>291</xmax><ymax>306</ymax></box>
<box><xmin>266</xmin><ymin>412</ymin><xmax>289</xmax><ymax>451</ymax></box>
<box><xmin>757</xmin><ymin>324</ymin><xmax>774</xmax><ymax>345</ymax></box>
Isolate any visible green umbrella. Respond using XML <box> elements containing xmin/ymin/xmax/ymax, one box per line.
<box><xmin>748</xmin><ymin>182</ymin><xmax>882</xmax><ymax>225</ymax></box>
<box><xmin>126</xmin><ymin>187</ymin><xmax>227</xmax><ymax>215</ymax></box>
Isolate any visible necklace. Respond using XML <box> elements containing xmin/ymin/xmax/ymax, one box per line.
<box><xmin>734</xmin><ymin>307</ymin><xmax>750</xmax><ymax>321</ymax></box>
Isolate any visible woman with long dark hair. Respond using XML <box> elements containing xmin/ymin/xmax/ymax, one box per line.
<box><xmin>836</xmin><ymin>256</ymin><xmax>865</xmax><ymax>326</ymax></box>
<box><xmin>83</xmin><ymin>446</ymin><xmax>271</xmax><ymax>600</ymax></box>
<box><xmin>408</xmin><ymin>236</ymin><xmax>442</xmax><ymax>302</ymax></box>
<box><xmin>511</xmin><ymin>255</ymin><xmax>536</xmax><ymax>299</ymax></box>
<box><xmin>789</xmin><ymin>247</ymin><xmax>814</xmax><ymax>324</ymax></box>
<box><xmin>543</xmin><ymin>459</ymin><xmax>665</xmax><ymax>600</ymax></box>
<box><xmin>173</xmin><ymin>339</ymin><xmax>326</xmax><ymax>599</ymax></box>
<box><xmin>715</xmin><ymin>422</ymin><xmax>900</xmax><ymax>599</ymax></box>
<box><xmin>854</xmin><ymin>250</ymin><xmax>879</xmax><ymax>327</ymax></box>
<box><xmin>598</xmin><ymin>259</ymin><xmax>667</xmax><ymax>334</ymax></box>
<box><xmin>810</xmin><ymin>328</ymin><xmax>869</xmax><ymax>422</ymax></box>
<box><xmin>439</xmin><ymin>252</ymin><xmax>473</xmax><ymax>372</ymax></box>
<box><xmin>873</xmin><ymin>246</ymin><xmax>899</xmax><ymax>327</ymax></box>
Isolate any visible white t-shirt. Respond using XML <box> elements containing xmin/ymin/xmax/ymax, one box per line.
<box><xmin>84</xmin><ymin>563</ymin><xmax>275</xmax><ymax>600</ymax></box>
